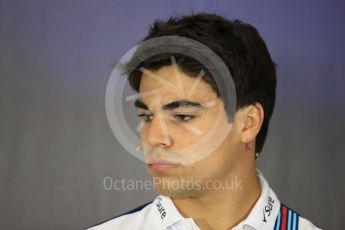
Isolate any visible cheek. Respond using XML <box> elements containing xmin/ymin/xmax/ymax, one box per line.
<box><xmin>171</xmin><ymin>116</ymin><xmax>216</xmax><ymax>144</ymax></box>
<box><xmin>139</xmin><ymin>128</ymin><xmax>148</xmax><ymax>143</ymax></box>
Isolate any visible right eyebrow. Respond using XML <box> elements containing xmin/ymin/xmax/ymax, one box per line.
<box><xmin>134</xmin><ymin>99</ymin><xmax>149</xmax><ymax>110</ymax></box>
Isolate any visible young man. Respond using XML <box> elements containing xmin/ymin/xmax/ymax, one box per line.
<box><xmin>89</xmin><ymin>13</ymin><xmax>321</xmax><ymax>230</ymax></box>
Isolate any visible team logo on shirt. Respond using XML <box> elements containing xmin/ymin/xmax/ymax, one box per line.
<box><xmin>263</xmin><ymin>196</ymin><xmax>274</xmax><ymax>222</ymax></box>
<box><xmin>156</xmin><ymin>197</ymin><xmax>167</xmax><ymax>219</ymax></box>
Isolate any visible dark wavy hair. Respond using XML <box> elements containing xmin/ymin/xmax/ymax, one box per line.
<box><xmin>124</xmin><ymin>12</ymin><xmax>277</xmax><ymax>154</ymax></box>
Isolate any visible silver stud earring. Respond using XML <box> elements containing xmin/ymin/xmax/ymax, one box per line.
<box><xmin>255</xmin><ymin>152</ymin><xmax>260</xmax><ymax>159</ymax></box>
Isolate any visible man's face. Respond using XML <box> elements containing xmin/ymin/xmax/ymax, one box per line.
<box><xmin>135</xmin><ymin>65</ymin><xmax>242</xmax><ymax>198</ymax></box>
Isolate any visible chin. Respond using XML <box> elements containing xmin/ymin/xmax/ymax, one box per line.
<box><xmin>154</xmin><ymin>182</ymin><xmax>203</xmax><ymax>198</ymax></box>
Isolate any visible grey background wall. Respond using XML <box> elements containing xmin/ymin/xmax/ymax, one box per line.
<box><xmin>1</xmin><ymin>0</ymin><xmax>344</xmax><ymax>229</ymax></box>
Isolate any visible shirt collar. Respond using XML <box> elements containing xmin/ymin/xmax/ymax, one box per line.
<box><xmin>150</xmin><ymin>194</ymin><xmax>198</xmax><ymax>229</ymax></box>
<box><xmin>236</xmin><ymin>169</ymin><xmax>281</xmax><ymax>230</ymax></box>
<box><xmin>149</xmin><ymin>169</ymin><xmax>280</xmax><ymax>230</ymax></box>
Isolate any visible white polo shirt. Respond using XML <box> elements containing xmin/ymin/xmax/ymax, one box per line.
<box><xmin>87</xmin><ymin>170</ymin><xmax>322</xmax><ymax>230</ymax></box>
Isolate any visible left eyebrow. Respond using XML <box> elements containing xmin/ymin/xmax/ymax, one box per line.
<box><xmin>134</xmin><ymin>99</ymin><xmax>204</xmax><ymax>111</ymax></box>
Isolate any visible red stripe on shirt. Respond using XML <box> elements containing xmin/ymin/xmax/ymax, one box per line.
<box><xmin>281</xmin><ymin>205</ymin><xmax>288</xmax><ymax>230</ymax></box>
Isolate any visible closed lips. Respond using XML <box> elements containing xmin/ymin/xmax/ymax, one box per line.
<box><xmin>148</xmin><ymin>160</ymin><xmax>179</xmax><ymax>166</ymax></box>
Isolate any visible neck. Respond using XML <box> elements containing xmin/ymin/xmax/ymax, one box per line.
<box><xmin>171</xmin><ymin>166</ymin><xmax>261</xmax><ymax>230</ymax></box>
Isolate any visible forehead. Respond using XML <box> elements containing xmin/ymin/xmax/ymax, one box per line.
<box><xmin>138</xmin><ymin>66</ymin><xmax>217</xmax><ymax>104</ymax></box>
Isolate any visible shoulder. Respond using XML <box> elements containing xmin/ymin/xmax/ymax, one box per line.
<box><xmin>86</xmin><ymin>200</ymin><xmax>153</xmax><ymax>230</ymax></box>
<box><xmin>274</xmin><ymin>203</ymin><xmax>323</xmax><ymax>230</ymax></box>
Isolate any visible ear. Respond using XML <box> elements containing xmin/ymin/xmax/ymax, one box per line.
<box><xmin>239</xmin><ymin>103</ymin><xmax>264</xmax><ymax>145</ymax></box>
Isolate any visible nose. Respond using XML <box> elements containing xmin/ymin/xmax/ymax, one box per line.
<box><xmin>146</xmin><ymin>113</ymin><xmax>173</xmax><ymax>148</ymax></box>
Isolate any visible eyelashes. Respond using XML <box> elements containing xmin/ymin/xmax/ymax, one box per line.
<box><xmin>136</xmin><ymin>113</ymin><xmax>153</xmax><ymax>122</ymax></box>
<box><xmin>137</xmin><ymin>113</ymin><xmax>196</xmax><ymax>123</ymax></box>
<box><xmin>171</xmin><ymin>114</ymin><xmax>196</xmax><ymax>122</ymax></box>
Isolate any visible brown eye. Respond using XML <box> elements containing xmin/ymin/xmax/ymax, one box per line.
<box><xmin>137</xmin><ymin>113</ymin><xmax>153</xmax><ymax>122</ymax></box>
<box><xmin>173</xmin><ymin>114</ymin><xmax>196</xmax><ymax>122</ymax></box>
